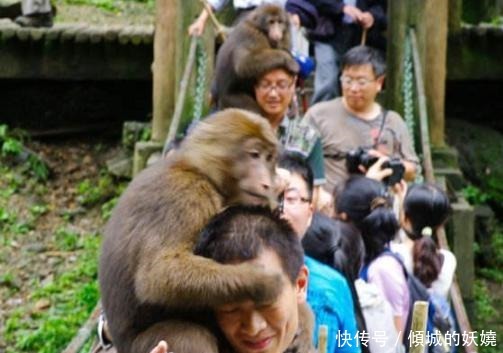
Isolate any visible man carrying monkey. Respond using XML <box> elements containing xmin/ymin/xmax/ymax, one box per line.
<box><xmin>251</xmin><ymin>53</ymin><xmax>333</xmax><ymax>214</ymax></box>
<box><xmin>149</xmin><ymin>205</ymin><xmax>313</xmax><ymax>353</ymax></box>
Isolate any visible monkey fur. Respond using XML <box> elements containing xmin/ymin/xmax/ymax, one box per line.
<box><xmin>99</xmin><ymin>109</ymin><xmax>287</xmax><ymax>353</ymax></box>
<box><xmin>212</xmin><ymin>4</ymin><xmax>299</xmax><ymax>114</ymax></box>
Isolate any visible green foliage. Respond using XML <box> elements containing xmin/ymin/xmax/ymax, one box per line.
<box><xmin>477</xmin><ymin>226</ymin><xmax>503</xmax><ymax>283</ymax></box>
<box><xmin>59</xmin><ymin>0</ymin><xmax>154</xmax><ymax>13</ymax></box>
<box><xmin>0</xmin><ymin>272</ymin><xmax>18</xmax><ymax>289</ymax></box>
<box><xmin>101</xmin><ymin>196</ymin><xmax>119</xmax><ymax>220</ymax></box>
<box><xmin>30</xmin><ymin>204</ymin><xmax>49</xmax><ymax>218</ymax></box>
<box><xmin>77</xmin><ymin>174</ymin><xmax>116</xmax><ymax>206</ymax></box>
<box><xmin>0</xmin><ymin>124</ymin><xmax>49</xmax><ymax>181</ymax></box>
<box><xmin>0</xmin><ymin>124</ymin><xmax>22</xmax><ymax>156</ymax></box>
<box><xmin>463</xmin><ymin>185</ymin><xmax>491</xmax><ymax>205</ymax></box>
<box><xmin>474</xmin><ymin>280</ymin><xmax>496</xmax><ymax>323</ymax></box>
<box><xmin>26</xmin><ymin>154</ymin><xmax>50</xmax><ymax>181</ymax></box>
<box><xmin>1</xmin><ymin>138</ymin><xmax>22</xmax><ymax>156</ymax></box>
<box><xmin>54</xmin><ymin>227</ymin><xmax>81</xmax><ymax>251</ymax></box>
<box><xmin>4</xmin><ymin>234</ymin><xmax>101</xmax><ymax>353</ymax></box>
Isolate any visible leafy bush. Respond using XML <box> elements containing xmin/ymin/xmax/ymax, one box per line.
<box><xmin>0</xmin><ymin>124</ymin><xmax>49</xmax><ymax>181</ymax></box>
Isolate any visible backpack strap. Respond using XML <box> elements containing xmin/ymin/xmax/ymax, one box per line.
<box><xmin>359</xmin><ymin>247</ymin><xmax>400</xmax><ymax>282</ymax></box>
<box><xmin>359</xmin><ymin>263</ymin><xmax>370</xmax><ymax>282</ymax></box>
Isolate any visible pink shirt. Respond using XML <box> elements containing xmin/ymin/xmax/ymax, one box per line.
<box><xmin>368</xmin><ymin>255</ymin><xmax>410</xmax><ymax>332</ymax></box>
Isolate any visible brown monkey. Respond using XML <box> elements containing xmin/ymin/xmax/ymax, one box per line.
<box><xmin>99</xmin><ymin>109</ymin><xmax>284</xmax><ymax>353</ymax></box>
<box><xmin>212</xmin><ymin>4</ymin><xmax>299</xmax><ymax>114</ymax></box>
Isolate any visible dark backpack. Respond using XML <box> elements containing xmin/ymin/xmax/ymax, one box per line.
<box><xmin>360</xmin><ymin>250</ymin><xmax>452</xmax><ymax>353</ymax></box>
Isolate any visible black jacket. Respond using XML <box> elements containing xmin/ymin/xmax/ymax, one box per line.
<box><xmin>287</xmin><ymin>0</ymin><xmax>387</xmax><ymax>49</ymax></box>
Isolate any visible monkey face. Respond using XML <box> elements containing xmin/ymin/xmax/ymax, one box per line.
<box><xmin>232</xmin><ymin>137</ymin><xmax>277</xmax><ymax>207</ymax></box>
<box><xmin>267</xmin><ymin>17</ymin><xmax>286</xmax><ymax>47</ymax></box>
<box><xmin>251</xmin><ymin>5</ymin><xmax>288</xmax><ymax>48</ymax></box>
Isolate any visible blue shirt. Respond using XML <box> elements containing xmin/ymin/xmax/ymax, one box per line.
<box><xmin>305</xmin><ymin>256</ymin><xmax>361</xmax><ymax>353</ymax></box>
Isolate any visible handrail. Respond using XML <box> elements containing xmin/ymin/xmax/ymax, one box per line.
<box><xmin>408</xmin><ymin>27</ymin><xmax>477</xmax><ymax>353</ymax></box>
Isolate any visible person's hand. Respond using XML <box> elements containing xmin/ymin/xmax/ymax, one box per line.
<box><xmin>342</xmin><ymin>5</ymin><xmax>363</xmax><ymax>22</ymax></box>
<box><xmin>188</xmin><ymin>19</ymin><xmax>205</xmax><ymax>36</ymax></box>
<box><xmin>314</xmin><ymin>187</ymin><xmax>334</xmax><ymax>218</ymax></box>
<box><xmin>149</xmin><ymin>340</ymin><xmax>169</xmax><ymax>353</ymax></box>
<box><xmin>365</xmin><ymin>156</ymin><xmax>392</xmax><ymax>181</ymax></box>
<box><xmin>392</xmin><ymin>179</ymin><xmax>407</xmax><ymax>204</ymax></box>
<box><xmin>188</xmin><ymin>10</ymin><xmax>209</xmax><ymax>36</ymax></box>
<box><xmin>289</xmin><ymin>13</ymin><xmax>301</xmax><ymax>29</ymax></box>
<box><xmin>275</xmin><ymin>167</ymin><xmax>292</xmax><ymax>197</ymax></box>
<box><xmin>359</xmin><ymin>11</ymin><xmax>374</xmax><ymax>29</ymax></box>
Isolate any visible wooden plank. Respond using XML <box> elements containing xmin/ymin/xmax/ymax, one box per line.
<box><xmin>60</xmin><ymin>24</ymin><xmax>87</xmax><ymax>42</ymax></box>
<box><xmin>15</xmin><ymin>27</ymin><xmax>30</xmax><ymax>41</ymax></box>
<box><xmin>103</xmin><ymin>25</ymin><xmax>121</xmax><ymax>43</ymax></box>
<box><xmin>0</xmin><ymin>22</ymin><xmax>17</xmax><ymax>40</ymax></box>
<box><xmin>28</xmin><ymin>27</ymin><xmax>45</xmax><ymax>41</ymax></box>
<box><xmin>141</xmin><ymin>24</ymin><xmax>154</xmax><ymax>44</ymax></box>
<box><xmin>75</xmin><ymin>26</ymin><xmax>91</xmax><ymax>43</ymax></box>
<box><xmin>87</xmin><ymin>26</ymin><xmax>105</xmax><ymax>44</ymax></box>
<box><xmin>118</xmin><ymin>26</ymin><xmax>133</xmax><ymax>45</ymax></box>
<box><xmin>129</xmin><ymin>26</ymin><xmax>146</xmax><ymax>45</ymax></box>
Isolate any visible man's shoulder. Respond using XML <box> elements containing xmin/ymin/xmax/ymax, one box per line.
<box><xmin>305</xmin><ymin>98</ymin><xmax>343</xmax><ymax>121</ymax></box>
<box><xmin>305</xmin><ymin>256</ymin><xmax>347</xmax><ymax>285</ymax></box>
<box><xmin>384</xmin><ymin>109</ymin><xmax>407</xmax><ymax>125</ymax></box>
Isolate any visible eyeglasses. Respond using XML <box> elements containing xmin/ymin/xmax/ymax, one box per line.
<box><xmin>339</xmin><ymin>76</ymin><xmax>376</xmax><ymax>88</ymax></box>
<box><xmin>256</xmin><ymin>80</ymin><xmax>294</xmax><ymax>94</ymax></box>
<box><xmin>280</xmin><ymin>189</ymin><xmax>311</xmax><ymax>207</ymax></box>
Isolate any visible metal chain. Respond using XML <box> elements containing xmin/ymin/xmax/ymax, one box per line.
<box><xmin>193</xmin><ymin>38</ymin><xmax>208</xmax><ymax>123</ymax></box>
<box><xmin>402</xmin><ymin>32</ymin><xmax>423</xmax><ymax>182</ymax></box>
<box><xmin>402</xmin><ymin>33</ymin><xmax>415</xmax><ymax>147</ymax></box>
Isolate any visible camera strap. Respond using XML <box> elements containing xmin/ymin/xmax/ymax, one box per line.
<box><xmin>324</xmin><ymin>108</ymin><xmax>389</xmax><ymax>160</ymax></box>
<box><xmin>372</xmin><ymin>108</ymin><xmax>388</xmax><ymax>149</ymax></box>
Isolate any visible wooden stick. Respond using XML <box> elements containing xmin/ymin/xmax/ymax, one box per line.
<box><xmin>317</xmin><ymin>325</ymin><xmax>328</xmax><ymax>353</ymax></box>
<box><xmin>198</xmin><ymin>0</ymin><xmax>227</xmax><ymax>40</ymax></box>
<box><xmin>164</xmin><ymin>36</ymin><xmax>198</xmax><ymax>153</ymax></box>
<box><xmin>410</xmin><ymin>28</ymin><xmax>434</xmax><ymax>182</ymax></box>
<box><xmin>360</xmin><ymin>28</ymin><xmax>368</xmax><ymax>46</ymax></box>
<box><xmin>62</xmin><ymin>302</ymin><xmax>102</xmax><ymax>353</ymax></box>
<box><xmin>409</xmin><ymin>301</ymin><xmax>428</xmax><ymax>353</ymax></box>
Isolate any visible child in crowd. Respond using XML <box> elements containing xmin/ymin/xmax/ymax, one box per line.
<box><xmin>334</xmin><ymin>176</ymin><xmax>409</xmax><ymax>337</ymax></box>
<box><xmin>278</xmin><ymin>152</ymin><xmax>361</xmax><ymax>353</ymax></box>
<box><xmin>392</xmin><ymin>183</ymin><xmax>456</xmax><ymax>299</ymax></box>
<box><xmin>303</xmin><ymin>212</ymin><xmax>403</xmax><ymax>353</ymax></box>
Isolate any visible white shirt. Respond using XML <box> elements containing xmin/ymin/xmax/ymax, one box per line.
<box><xmin>391</xmin><ymin>242</ymin><xmax>457</xmax><ymax>299</ymax></box>
<box><xmin>208</xmin><ymin>0</ymin><xmax>286</xmax><ymax>12</ymax></box>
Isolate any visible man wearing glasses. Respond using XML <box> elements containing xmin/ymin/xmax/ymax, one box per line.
<box><xmin>252</xmin><ymin>57</ymin><xmax>332</xmax><ymax>213</ymax></box>
<box><xmin>305</xmin><ymin>45</ymin><xmax>419</xmax><ymax>194</ymax></box>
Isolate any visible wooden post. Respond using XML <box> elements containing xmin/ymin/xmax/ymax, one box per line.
<box><xmin>385</xmin><ymin>0</ymin><xmax>408</xmax><ymax>114</ymax></box>
<box><xmin>413</xmin><ymin>0</ymin><xmax>448</xmax><ymax>148</ymax></box>
<box><xmin>409</xmin><ymin>301</ymin><xmax>429</xmax><ymax>353</ymax></box>
<box><xmin>449</xmin><ymin>198</ymin><xmax>475</xmax><ymax>302</ymax></box>
<box><xmin>152</xmin><ymin>0</ymin><xmax>177</xmax><ymax>142</ymax></box>
<box><xmin>425</xmin><ymin>0</ymin><xmax>448</xmax><ymax>147</ymax></box>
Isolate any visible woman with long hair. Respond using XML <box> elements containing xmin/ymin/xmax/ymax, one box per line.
<box><xmin>393</xmin><ymin>183</ymin><xmax>455</xmax><ymax>298</ymax></box>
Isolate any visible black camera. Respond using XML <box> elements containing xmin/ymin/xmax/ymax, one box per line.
<box><xmin>345</xmin><ymin>147</ymin><xmax>405</xmax><ymax>185</ymax></box>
